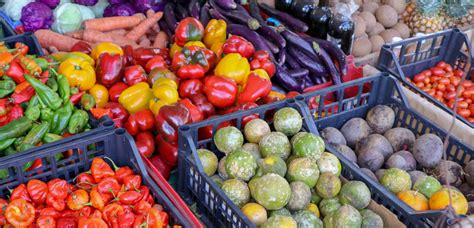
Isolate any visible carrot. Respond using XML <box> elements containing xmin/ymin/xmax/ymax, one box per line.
<box><xmin>153</xmin><ymin>31</ymin><xmax>168</xmax><ymax>48</ymax></box>
<box><xmin>146</xmin><ymin>9</ymin><xmax>155</xmax><ymax>18</ymax></box>
<box><xmin>139</xmin><ymin>38</ymin><xmax>151</xmax><ymax>47</ymax></box>
<box><xmin>34</xmin><ymin>30</ymin><xmax>81</xmax><ymax>51</ymax></box>
<box><xmin>126</xmin><ymin>12</ymin><xmax>163</xmax><ymax>42</ymax></box>
<box><xmin>83</xmin><ymin>29</ymin><xmax>139</xmax><ymax>48</ymax></box>
<box><xmin>65</xmin><ymin>30</ymin><xmax>84</xmax><ymax>39</ymax></box>
<box><xmin>106</xmin><ymin>29</ymin><xmax>127</xmax><ymax>36</ymax></box>
<box><xmin>83</xmin><ymin>14</ymin><xmax>146</xmax><ymax>32</ymax></box>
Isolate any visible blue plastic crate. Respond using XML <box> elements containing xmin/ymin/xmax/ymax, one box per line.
<box><xmin>376</xmin><ymin>29</ymin><xmax>473</xmax><ymax>128</ymax></box>
<box><xmin>0</xmin><ymin>18</ymin><xmax>15</xmax><ymax>38</ymax></box>
<box><xmin>300</xmin><ymin>73</ymin><xmax>473</xmax><ymax>227</ymax></box>
<box><xmin>177</xmin><ymin>99</ymin><xmax>318</xmax><ymax>227</ymax></box>
<box><xmin>0</xmin><ymin>128</ymin><xmax>195</xmax><ymax>227</ymax></box>
<box><xmin>0</xmin><ymin>32</ymin><xmax>43</xmax><ymax>56</ymax></box>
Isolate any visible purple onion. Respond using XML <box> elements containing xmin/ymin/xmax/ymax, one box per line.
<box><xmin>36</xmin><ymin>0</ymin><xmax>60</xmax><ymax>9</ymax></box>
<box><xmin>73</xmin><ymin>0</ymin><xmax>99</xmax><ymax>6</ymax></box>
<box><xmin>20</xmin><ymin>2</ymin><xmax>54</xmax><ymax>32</ymax></box>
<box><xmin>103</xmin><ymin>3</ymin><xmax>137</xmax><ymax>17</ymax></box>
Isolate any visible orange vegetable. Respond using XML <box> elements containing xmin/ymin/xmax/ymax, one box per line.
<box><xmin>83</xmin><ymin>30</ymin><xmax>138</xmax><ymax>48</ymax></box>
<box><xmin>65</xmin><ymin>30</ymin><xmax>84</xmax><ymax>39</ymax></box>
<box><xmin>83</xmin><ymin>14</ymin><xmax>146</xmax><ymax>32</ymax></box>
<box><xmin>126</xmin><ymin>12</ymin><xmax>164</xmax><ymax>42</ymax></box>
<box><xmin>34</xmin><ymin>30</ymin><xmax>82</xmax><ymax>52</ymax></box>
<box><xmin>153</xmin><ymin>31</ymin><xmax>168</xmax><ymax>48</ymax></box>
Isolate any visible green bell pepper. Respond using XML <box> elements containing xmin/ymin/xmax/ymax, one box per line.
<box><xmin>50</xmin><ymin>102</ymin><xmax>73</xmax><ymax>134</ymax></box>
<box><xmin>68</xmin><ymin>109</ymin><xmax>89</xmax><ymax>134</ymax></box>
<box><xmin>57</xmin><ymin>74</ymin><xmax>70</xmax><ymax>103</ymax></box>
<box><xmin>0</xmin><ymin>80</ymin><xmax>16</xmax><ymax>98</ymax></box>
<box><xmin>24</xmin><ymin>74</ymin><xmax>62</xmax><ymax>111</ymax></box>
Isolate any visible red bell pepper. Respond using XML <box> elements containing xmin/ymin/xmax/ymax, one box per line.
<box><xmin>7</xmin><ymin>104</ymin><xmax>23</xmax><ymax>123</ymax></box>
<box><xmin>286</xmin><ymin>91</ymin><xmax>300</xmax><ymax>98</ymax></box>
<box><xmin>237</xmin><ymin>72</ymin><xmax>272</xmax><ymax>105</ymax></box>
<box><xmin>135</xmin><ymin>131</ymin><xmax>155</xmax><ymax>158</ymax></box>
<box><xmin>179</xmin><ymin>98</ymin><xmax>204</xmax><ymax>123</ymax></box>
<box><xmin>96</xmin><ymin>53</ymin><xmax>124</xmax><ymax>88</ymax></box>
<box><xmin>70</xmin><ymin>91</ymin><xmax>85</xmax><ymax>105</ymax></box>
<box><xmin>250</xmin><ymin>50</ymin><xmax>276</xmax><ymax>77</ymax></box>
<box><xmin>108</xmin><ymin>82</ymin><xmax>128</xmax><ymax>103</ymax></box>
<box><xmin>13</xmin><ymin>42</ymin><xmax>29</xmax><ymax>56</ymax></box>
<box><xmin>155</xmin><ymin>103</ymin><xmax>191</xmax><ymax>144</ymax></box>
<box><xmin>223</xmin><ymin>35</ymin><xmax>255</xmax><ymax>58</ymax></box>
<box><xmin>124</xmin><ymin>65</ymin><xmax>147</xmax><ymax>86</ymax></box>
<box><xmin>198</xmin><ymin>115</ymin><xmax>233</xmax><ymax>140</ymax></box>
<box><xmin>125</xmin><ymin>109</ymin><xmax>155</xmax><ymax>136</ymax></box>
<box><xmin>6</xmin><ymin>61</ymin><xmax>25</xmax><ymax>84</ymax></box>
<box><xmin>189</xmin><ymin>93</ymin><xmax>215</xmax><ymax>119</ymax></box>
<box><xmin>132</xmin><ymin>47</ymin><xmax>170</xmax><ymax>68</ymax></box>
<box><xmin>221</xmin><ymin>102</ymin><xmax>259</xmax><ymax>127</ymax></box>
<box><xmin>148</xmin><ymin>155</ymin><xmax>172</xmax><ymax>180</ymax></box>
<box><xmin>156</xmin><ymin>134</ymin><xmax>179</xmax><ymax>166</ymax></box>
<box><xmin>172</xmin><ymin>46</ymin><xmax>216</xmax><ymax>79</ymax></box>
<box><xmin>145</xmin><ymin>55</ymin><xmax>167</xmax><ymax>73</ymax></box>
<box><xmin>103</xmin><ymin>102</ymin><xmax>129</xmax><ymax>128</ymax></box>
<box><xmin>71</xmin><ymin>41</ymin><xmax>92</xmax><ymax>54</ymax></box>
<box><xmin>203</xmin><ymin>75</ymin><xmax>238</xmax><ymax>108</ymax></box>
<box><xmin>178</xmin><ymin>79</ymin><xmax>203</xmax><ymax>98</ymax></box>
<box><xmin>90</xmin><ymin>108</ymin><xmax>112</xmax><ymax>120</ymax></box>
<box><xmin>174</xmin><ymin>17</ymin><xmax>204</xmax><ymax>46</ymax></box>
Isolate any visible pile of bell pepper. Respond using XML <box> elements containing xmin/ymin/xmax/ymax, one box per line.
<box><xmin>0</xmin><ymin>41</ymin><xmax>94</xmax><ymax>173</ymax></box>
<box><xmin>0</xmin><ymin>157</ymin><xmax>178</xmax><ymax>227</ymax></box>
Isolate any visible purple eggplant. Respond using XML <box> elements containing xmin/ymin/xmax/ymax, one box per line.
<box><xmin>227</xmin><ymin>24</ymin><xmax>274</xmax><ymax>60</ymax></box>
<box><xmin>188</xmin><ymin>0</ymin><xmax>200</xmax><ymax>19</ymax></box>
<box><xmin>312</xmin><ymin>42</ymin><xmax>341</xmax><ymax>86</ymax></box>
<box><xmin>289</xmin><ymin>69</ymin><xmax>309</xmax><ymax>79</ymax></box>
<box><xmin>287</xmin><ymin>46</ymin><xmax>326</xmax><ymax>76</ymax></box>
<box><xmin>284</xmin><ymin>50</ymin><xmax>301</xmax><ymax>69</ymax></box>
<box><xmin>278</xmin><ymin>49</ymin><xmax>286</xmax><ymax>66</ymax></box>
<box><xmin>210</xmin><ymin>0</ymin><xmax>260</xmax><ymax>30</ymax></box>
<box><xmin>249</xmin><ymin>0</ymin><xmax>266</xmax><ymax>25</ymax></box>
<box><xmin>272</xmin><ymin>84</ymin><xmax>287</xmax><ymax>93</ymax></box>
<box><xmin>164</xmin><ymin>3</ymin><xmax>177</xmax><ymax>32</ymax></box>
<box><xmin>216</xmin><ymin>0</ymin><xmax>237</xmax><ymax>10</ymax></box>
<box><xmin>259</xmin><ymin>3</ymin><xmax>308</xmax><ymax>32</ymax></box>
<box><xmin>209</xmin><ymin>8</ymin><xmax>231</xmax><ymax>24</ymax></box>
<box><xmin>281</xmin><ymin>29</ymin><xmax>317</xmax><ymax>58</ymax></box>
<box><xmin>200</xmin><ymin>4</ymin><xmax>211</xmax><ymax>27</ymax></box>
<box><xmin>304</xmin><ymin>76</ymin><xmax>315</xmax><ymax>87</ymax></box>
<box><xmin>304</xmin><ymin>35</ymin><xmax>347</xmax><ymax>75</ymax></box>
<box><xmin>273</xmin><ymin>65</ymin><xmax>304</xmax><ymax>92</ymax></box>
<box><xmin>265</xmin><ymin>38</ymin><xmax>279</xmax><ymax>54</ymax></box>
<box><xmin>257</xmin><ymin>25</ymin><xmax>286</xmax><ymax>49</ymax></box>
<box><xmin>175</xmin><ymin>3</ymin><xmax>189</xmax><ymax>21</ymax></box>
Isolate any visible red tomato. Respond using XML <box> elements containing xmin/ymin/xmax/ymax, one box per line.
<box><xmin>435</xmin><ymin>91</ymin><xmax>444</xmax><ymax>97</ymax></box>
<box><xmin>447</xmin><ymin>99</ymin><xmax>455</xmax><ymax>109</ymax></box>
<box><xmin>422</xmin><ymin>70</ymin><xmax>432</xmax><ymax>77</ymax></box>
<box><xmin>428</xmin><ymin>89</ymin><xmax>436</xmax><ymax>97</ymax></box>
<box><xmin>430</xmin><ymin>76</ymin><xmax>440</xmax><ymax>83</ymax></box>
<box><xmin>470</xmin><ymin>104</ymin><xmax>474</xmax><ymax>115</ymax></box>
<box><xmin>444</xmin><ymin>71</ymin><xmax>454</xmax><ymax>78</ymax></box>
<box><xmin>437</xmin><ymin>83</ymin><xmax>446</xmax><ymax>92</ymax></box>
<box><xmin>436</xmin><ymin>61</ymin><xmax>447</xmax><ymax>68</ymax></box>
<box><xmin>431</xmin><ymin>67</ymin><xmax>445</xmax><ymax>76</ymax></box>
<box><xmin>444</xmin><ymin>64</ymin><xmax>453</xmax><ymax>72</ymax></box>
<box><xmin>454</xmin><ymin>69</ymin><xmax>464</xmax><ymax>77</ymax></box>
<box><xmin>447</xmin><ymin>84</ymin><xmax>456</xmax><ymax>92</ymax></box>
<box><xmin>423</xmin><ymin>77</ymin><xmax>430</xmax><ymax>84</ymax></box>
<box><xmin>416</xmin><ymin>82</ymin><xmax>425</xmax><ymax>88</ymax></box>
<box><xmin>458</xmin><ymin>101</ymin><xmax>469</xmax><ymax>109</ymax></box>
<box><xmin>457</xmin><ymin>109</ymin><xmax>471</xmax><ymax>118</ymax></box>
<box><xmin>438</xmin><ymin>78</ymin><xmax>450</xmax><ymax>85</ymax></box>
<box><xmin>445</xmin><ymin>91</ymin><xmax>456</xmax><ymax>100</ymax></box>
<box><xmin>466</xmin><ymin>98</ymin><xmax>472</xmax><ymax>104</ymax></box>
<box><xmin>406</xmin><ymin>77</ymin><xmax>412</xmax><ymax>82</ymax></box>
<box><xmin>450</xmin><ymin>77</ymin><xmax>460</xmax><ymax>86</ymax></box>
<box><xmin>422</xmin><ymin>87</ymin><xmax>430</xmax><ymax>92</ymax></box>
<box><xmin>461</xmin><ymin>80</ymin><xmax>472</xmax><ymax>88</ymax></box>
<box><xmin>435</xmin><ymin>95</ymin><xmax>444</xmax><ymax>102</ymax></box>
<box><xmin>468</xmin><ymin>117</ymin><xmax>474</xmax><ymax>124</ymax></box>
<box><xmin>413</xmin><ymin>74</ymin><xmax>426</xmax><ymax>83</ymax></box>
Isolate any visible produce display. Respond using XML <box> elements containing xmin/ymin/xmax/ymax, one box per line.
<box><xmin>406</xmin><ymin>61</ymin><xmax>474</xmax><ymax>124</ymax></box>
<box><xmin>322</xmin><ymin>105</ymin><xmax>472</xmax><ymax>215</ymax></box>
<box><xmin>197</xmin><ymin>107</ymin><xmax>385</xmax><ymax>227</ymax></box>
<box><xmin>0</xmin><ymin>157</ymin><xmax>177</xmax><ymax>227</ymax></box>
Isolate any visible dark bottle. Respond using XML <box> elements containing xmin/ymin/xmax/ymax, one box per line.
<box><xmin>309</xmin><ymin>6</ymin><xmax>332</xmax><ymax>39</ymax></box>
<box><xmin>319</xmin><ymin>0</ymin><xmax>329</xmax><ymax>6</ymax></box>
<box><xmin>275</xmin><ymin>0</ymin><xmax>294</xmax><ymax>11</ymax></box>
<box><xmin>291</xmin><ymin>0</ymin><xmax>319</xmax><ymax>20</ymax></box>
<box><xmin>327</xmin><ymin>13</ymin><xmax>354</xmax><ymax>55</ymax></box>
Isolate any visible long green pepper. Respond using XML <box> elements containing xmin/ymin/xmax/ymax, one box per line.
<box><xmin>46</xmin><ymin>77</ymin><xmax>58</xmax><ymax>92</ymax></box>
<box><xmin>0</xmin><ymin>138</ymin><xmax>15</xmax><ymax>151</ymax></box>
<box><xmin>40</xmin><ymin>107</ymin><xmax>54</xmax><ymax>123</ymax></box>
<box><xmin>57</xmin><ymin>74</ymin><xmax>70</xmax><ymax>103</ymax></box>
<box><xmin>0</xmin><ymin>80</ymin><xmax>16</xmax><ymax>98</ymax></box>
<box><xmin>50</xmin><ymin>102</ymin><xmax>73</xmax><ymax>134</ymax></box>
<box><xmin>24</xmin><ymin>74</ymin><xmax>62</xmax><ymax>110</ymax></box>
<box><xmin>21</xmin><ymin>122</ymin><xmax>49</xmax><ymax>148</ymax></box>
<box><xmin>0</xmin><ymin>117</ymin><xmax>33</xmax><ymax>141</ymax></box>
<box><xmin>68</xmin><ymin>109</ymin><xmax>89</xmax><ymax>134</ymax></box>
<box><xmin>25</xmin><ymin>96</ymin><xmax>40</xmax><ymax>121</ymax></box>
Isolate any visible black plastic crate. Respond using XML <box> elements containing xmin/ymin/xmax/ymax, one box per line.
<box><xmin>177</xmin><ymin>99</ymin><xmax>318</xmax><ymax>227</ymax></box>
<box><xmin>0</xmin><ymin>32</ymin><xmax>43</xmax><ymax>56</ymax></box>
<box><xmin>0</xmin><ymin>128</ymin><xmax>195</xmax><ymax>227</ymax></box>
<box><xmin>0</xmin><ymin>18</ymin><xmax>15</xmax><ymax>39</ymax></box>
<box><xmin>376</xmin><ymin>29</ymin><xmax>473</xmax><ymax>127</ymax></box>
<box><xmin>299</xmin><ymin>73</ymin><xmax>473</xmax><ymax>227</ymax></box>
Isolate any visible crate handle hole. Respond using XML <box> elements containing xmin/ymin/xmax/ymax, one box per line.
<box><xmin>115</xmin><ymin>128</ymin><xmax>126</xmax><ymax>135</ymax></box>
<box><xmin>287</xmin><ymin>99</ymin><xmax>295</xmax><ymax>104</ymax></box>
<box><xmin>180</xmin><ymin>126</ymin><xmax>190</xmax><ymax>132</ymax></box>
<box><xmin>103</xmin><ymin>120</ymin><xmax>114</xmax><ymax>127</ymax></box>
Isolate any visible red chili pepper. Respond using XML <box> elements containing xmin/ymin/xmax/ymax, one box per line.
<box><xmin>178</xmin><ymin>79</ymin><xmax>203</xmax><ymax>99</ymax></box>
<box><xmin>14</xmin><ymin>42</ymin><xmax>29</xmax><ymax>56</ymax></box>
<box><xmin>286</xmin><ymin>91</ymin><xmax>300</xmax><ymax>98</ymax></box>
<box><xmin>90</xmin><ymin>108</ymin><xmax>112</xmax><ymax>120</ymax></box>
<box><xmin>146</xmin><ymin>208</ymin><xmax>168</xmax><ymax>228</ymax></box>
<box><xmin>138</xmin><ymin>186</ymin><xmax>151</xmax><ymax>201</ymax></box>
<box><xmin>223</xmin><ymin>35</ymin><xmax>255</xmax><ymax>58</ymax></box>
<box><xmin>97</xmin><ymin>177</ymin><xmax>121</xmax><ymax>196</ymax></box>
<box><xmin>90</xmin><ymin>157</ymin><xmax>114</xmax><ymax>183</ymax></box>
<box><xmin>135</xmin><ymin>131</ymin><xmax>155</xmax><ymax>158</ymax></box>
<box><xmin>155</xmin><ymin>134</ymin><xmax>179</xmax><ymax>167</ymax></box>
<box><xmin>36</xmin><ymin>215</ymin><xmax>56</xmax><ymax>228</ymax></box>
<box><xmin>125</xmin><ymin>109</ymin><xmax>155</xmax><ymax>136</ymax></box>
<box><xmin>26</xmin><ymin>179</ymin><xmax>48</xmax><ymax>205</ymax></box>
<box><xmin>11</xmin><ymin>76</ymin><xmax>48</xmax><ymax>105</ymax></box>
<box><xmin>0</xmin><ymin>198</ymin><xmax>7</xmax><ymax>225</ymax></box>
<box><xmin>123</xmin><ymin>175</ymin><xmax>141</xmax><ymax>191</ymax></box>
<box><xmin>118</xmin><ymin>191</ymin><xmax>142</xmax><ymax>205</ymax></box>
<box><xmin>18</xmin><ymin>55</ymin><xmax>41</xmax><ymax>76</ymax></box>
<box><xmin>133</xmin><ymin>200</ymin><xmax>152</xmax><ymax>215</ymax></box>
<box><xmin>5</xmin><ymin>61</ymin><xmax>25</xmax><ymax>84</ymax></box>
<box><xmin>10</xmin><ymin>184</ymin><xmax>32</xmax><ymax>202</ymax></box>
<box><xmin>56</xmin><ymin>217</ymin><xmax>77</xmax><ymax>227</ymax></box>
<box><xmin>203</xmin><ymin>75</ymin><xmax>238</xmax><ymax>108</ymax></box>
<box><xmin>69</xmin><ymin>91</ymin><xmax>85</xmax><ymax>105</ymax></box>
<box><xmin>145</xmin><ymin>55</ymin><xmax>167</xmax><ymax>73</ymax></box>
<box><xmin>66</xmin><ymin>189</ymin><xmax>89</xmax><ymax>211</ymax></box>
<box><xmin>237</xmin><ymin>72</ymin><xmax>272</xmax><ymax>105</ymax></box>
<box><xmin>75</xmin><ymin>172</ymin><xmax>95</xmax><ymax>191</ymax></box>
<box><xmin>114</xmin><ymin>167</ymin><xmax>133</xmax><ymax>184</ymax></box>
<box><xmin>102</xmin><ymin>203</ymin><xmax>124</xmax><ymax>226</ymax></box>
<box><xmin>179</xmin><ymin>98</ymin><xmax>204</xmax><ymax>123</ymax></box>
<box><xmin>124</xmin><ymin>65</ymin><xmax>148</xmax><ymax>86</ymax></box>
<box><xmin>108</xmin><ymin>82</ymin><xmax>129</xmax><ymax>103</ymax></box>
<box><xmin>26</xmin><ymin>158</ymin><xmax>42</xmax><ymax>172</ymax></box>
<box><xmin>48</xmin><ymin>179</ymin><xmax>69</xmax><ymax>199</ymax></box>
<box><xmin>117</xmin><ymin>210</ymin><xmax>135</xmax><ymax>228</ymax></box>
<box><xmin>7</xmin><ymin>104</ymin><xmax>23</xmax><ymax>123</ymax></box>
<box><xmin>76</xmin><ymin>206</ymin><xmax>92</xmax><ymax>218</ymax></box>
<box><xmin>103</xmin><ymin>102</ymin><xmax>129</xmax><ymax>128</ymax></box>
<box><xmin>250</xmin><ymin>50</ymin><xmax>276</xmax><ymax>77</ymax></box>
<box><xmin>40</xmin><ymin>207</ymin><xmax>61</xmax><ymax>219</ymax></box>
<box><xmin>45</xmin><ymin>193</ymin><xmax>66</xmax><ymax>212</ymax></box>
<box><xmin>70</xmin><ymin>41</ymin><xmax>92</xmax><ymax>54</ymax></box>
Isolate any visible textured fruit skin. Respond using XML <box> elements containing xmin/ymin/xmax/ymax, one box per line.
<box><xmin>221</xmin><ymin>179</ymin><xmax>250</xmax><ymax>207</ymax></box>
<box><xmin>256</xmin><ymin>155</ymin><xmax>287</xmax><ymax>177</ymax></box>
<box><xmin>249</xmin><ymin>173</ymin><xmax>291</xmax><ymax>210</ymax></box>
<box><xmin>261</xmin><ymin>215</ymin><xmax>297</xmax><ymax>228</ymax></box>
<box><xmin>429</xmin><ymin>188</ymin><xmax>468</xmax><ymax>215</ymax></box>
<box><xmin>244</xmin><ymin>119</ymin><xmax>271</xmax><ymax>143</ymax></box>
<box><xmin>317</xmin><ymin>152</ymin><xmax>342</xmax><ymax>176</ymax></box>
<box><xmin>380</xmin><ymin>168</ymin><xmax>412</xmax><ymax>194</ymax></box>
<box><xmin>286</xmin><ymin>181</ymin><xmax>311</xmax><ymax>211</ymax></box>
<box><xmin>225</xmin><ymin>149</ymin><xmax>257</xmax><ymax>181</ymax></box>
<box><xmin>273</xmin><ymin>107</ymin><xmax>303</xmax><ymax>136</ymax></box>
<box><xmin>241</xmin><ymin>203</ymin><xmax>268</xmax><ymax>226</ymax></box>
<box><xmin>333</xmin><ymin>205</ymin><xmax>362</xmax><ymax>227</ymax></box>
<box><xmin>214</xmin><ymin>126</ymin><xmax>244</xmax><ymax>154</ymax></box>
<box><xmin>286</xmin><ymin>157</ymin><xmax>320</xmax><ymax>188</ymax></box>
<box><xmin>197</xmin><ymin>149</ymin><xmax>218</xmax><ymax>176</ymax></box>
<box><xmin>291</xmin><ymin>132</ymin><xmax>325</xmax><ymax>161</ymax></box>
<box><xmin>338</xmin><ymin>181</ymin><xmax>371</xmax><ymax>210</ymax></box>
<box><xmin>319</xmin><ymin>198</ymin><xmax>341</xmax><ymax>217</ymax></box>
<box><xmin>293</xmin><ymin>210</ymin><xmax>323</xmax><ymax>228</ymax></box>
<box><xmin>413</xmin><ymin>176</ymin><xmax>442</xmax><ymax>198</ymax></box>
<box><xmin>360</xmin><ymin>209</ymin><xmax>384</xmax><ymax>228</ymax></box>
<box><xmin>397</xmin><ymin>190</ymin><xmax>429</xmax><ymax>211</ymax></box>
<box><xmin>315</xmin><ymin>173</ymin><xmax>341</xmax><ymax>199</ymax></box>
<box><xmin>259</xmin><ymin>132</ymin><xmax>291</xmax><ymax>159</ymax></box>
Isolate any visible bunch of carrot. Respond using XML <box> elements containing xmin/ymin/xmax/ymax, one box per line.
<box><xmin>34</xmin><ymin>10</ymin><xmax>168</xmax><ymax>52</ymax></box>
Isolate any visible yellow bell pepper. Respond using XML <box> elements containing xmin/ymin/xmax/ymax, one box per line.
<box><xmin>58</xmin><ymin>58</ymin><xmax>96</xmax><ymax>91</ymax></box>
<box><xmin>214</xmin><ymin>53</ymin><xmax>250</xmax><ymax>85</ymax></box>
<box><xmin>184</xmin><ymin>41</ymin><xmax>206</xmax><ymax>48</ymax></box>
<box><xmin>91</xmin><ymin>42</ymin><xmax>124</xmax><ymax>60</ymax></box>
<box><xmin>89</xmin><ymin>84</ymin><xmax>109</xmax><ymax>108</ymax></box>
<box><xmin>268</xmin><ymin>91</ymin><xmax>286</xmax><ymax>100</ymax></box>
<box><xmin>119</xmin><ymin>82</ymin><xmax>154</xmax><ymax>114</ymax></box>
<box><xmin>204</xmin><ymin>19</ymin><xmax>227</xmax><ymax>48</ymax></box>
<box><xmin>52</xmin><ymin>52</ymin><xmax>95</xmax><ymax>65</ymax></box>
<box><xmin>149</xmin><ymin>99</ymin><xmax>168</xmax><ymax>116</ymax></box>
<box><xmin>148</xmin><ymin>78</ymin><xmax>179</xmax><ymax>115</ymax></box>
<box><xmin>210</xmin><ymin>42</ymin><xmax>224</xmax><ymax>61</ymax></box>
<box><xmin>170</xmin><ymin>43</ymin><xmax>182</xmax><ymax>58</ymax></box>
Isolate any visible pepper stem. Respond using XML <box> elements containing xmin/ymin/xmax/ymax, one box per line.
<box><xmin>103</xmin><ymin>156</ymin><xmax>120</xmax><ymax>171</ymax></box>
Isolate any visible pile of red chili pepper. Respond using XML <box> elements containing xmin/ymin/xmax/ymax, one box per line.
<box><xmin>0</xmin><ymin>157</ymin><xmax>178</xmax><ymax>227</ymax></box>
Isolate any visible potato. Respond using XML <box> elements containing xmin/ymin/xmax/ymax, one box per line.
<box><xmin>357</xmin><ymin>149</ymin><xmax>384</xmax><ymax>172</ymax></box>
<box><xmin>433</xmin><ymin>160</ymin><xmax>463</xmax><ymax>186</ymax></box>
<box><xmin>383</xmin><ymin>0</ymin><xmax>406</xmax><ymax>14</ymax></box>
<box><xmin>361</xmin><ymin>168</ymin><xmax>378</xmax><ymax>181</ymax></box>
<box><xmin>386</xmin><ymin>150</ymin><xmax>416</xmax><ymax>171</ymax></box>
<box><xmin>465</xmin><ymin>161</ymin><xmax>474</xmax><ymax>187</ymax></box>
<box><xmin>383</xmin><ymin>127</ymin><xmax>415</xmax><ymax>152</ymax></box>
<box><xmin>359</xmin><ymin>12</ymin><xmax>377</xmax><ymax>30</ymax></box>
<box><xmin>375</xmin><ymin>5</ymin><xmax>398</xmax><ymax>28</ymax></box>
<box><xmin>370</xmin><ymin>35</ymin><xmax>385</xmax><ymax>53</ymax></box>
<box><xmin>352</xmin><ymin>15</ymin><xmax>367</xmax><ymax>38</ymax></box>
<box><xmin>366</xmin><ymin>105</ymin><xmax>395</xmax><ymax>134</ymax></box>
<box><xmin>334</xmin><ymin>144</ymin><xmax>357</xmax><ymax>164</ymax></box>
<box><xmin>380</xmin><ymin>29</ymin><xmax>401</xmax><ymax>43</ymax></box>
<box><xmin>356</xmin><ymin>134</ymin><xmax>393</xmax><ymax>160</ymax></box>
<box><xmin>352</xmin><ymin>38</ymin><xmax>372</xmax><ymax>57</ymax></box>
<box><xmin>413</xmin><ymin>134</ymin><xmax>443</xmax><ymax>168</ymax></box>
<box><xmin>340</xmin><ymin>118</ymin><xmax>372</xmax><ymax>148</ymax></box>
<box><xmin>368</xmin><ymin>23</ymin><xmax>385</xmax><ymax>36</ymax></box>
<box><xmin>321</xmin><ymin>127</ymin><xmax>347</xmax><ymax>146</ymax></box>
<box><xmin>392</xmin><ymin>22</ymin><xmax>410</xmax><ymax>39</ymax></box>
<box><xmin>361</xmin><ymin>2</ymin><xmax>379</xmax><ymax>14</ymax></box>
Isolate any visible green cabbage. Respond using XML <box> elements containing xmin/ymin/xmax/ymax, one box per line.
<box><xmin>90</xmin><ymin>0</ymin><xmax>109</xmax><ymax>18</ymax></box>
<box><xmin>3</xmin><ymin>0</ymin><xmax>34</xmax><ymax>21</ymax></box>
<box><xmin>77</xmin><ymin>4</ymin><xmax>95</xmax><ymax>21</ymax></box>
<box><xmin>52</xmin><ymin>3</ymin><xmax>82</xmax><ymax>33</ymax></box>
